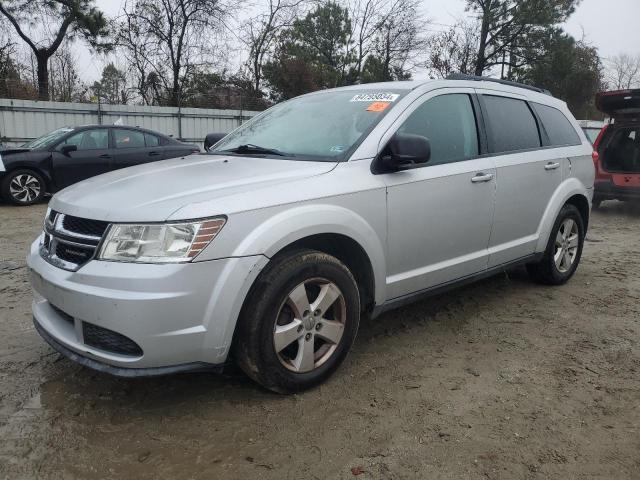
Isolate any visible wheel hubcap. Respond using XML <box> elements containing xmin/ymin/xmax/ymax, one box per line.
<box><xmin>554</xmin><ymin>218</ymin><xmax>579</xmax><ymax>273</ymax></box>
<box><xmin>9</xmin><ymin>174</ymin><xmax>40</xmax><ymax>202</ymax></box>
<box><xmin>273</xmin><ymin>278</ymin><xmax>346</xmax><ymax>373</ymax></box>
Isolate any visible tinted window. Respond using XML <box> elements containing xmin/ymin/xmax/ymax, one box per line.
<box><xmin>483</xmin><ymin>95</ymin><xmax>541</xmax><ymax>153</ymax></box>
<box><xmin>534</xmin><ymin>103</ymin><xmax>581</xmax><ymax>146</ymax></box>
<box><xmin>115</xmin><ymin>129</ymin><xmax>146</xmax><ymax>149</ymax></box>
<box><xmin>397</xmin><ymin>94</ymin><xmax>479</xmax><ymax>165</ymax></box>
<box><xmin>144</xmin><ymin>133</ymin><xmax>160</xmax><ymax>147</ymax></box>
<box><xmin>62</xmin><ymin>129</ymin><xmax>109</xmax><ymax>150</ymax></box>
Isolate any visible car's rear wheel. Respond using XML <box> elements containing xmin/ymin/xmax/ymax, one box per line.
<box><xmin>233</xmin><ymin>249</ymin><xmax>360</xmax><ymax>393</ymax></box>
<box><xmin>527</xmin><ymin>204</ymin><xmax>585</xmax><ymax>285</ymax></box>
<box><xmin>1</xmin><ymin>169</ymin><xmax>46</xmax><ymax>205</ymax></box>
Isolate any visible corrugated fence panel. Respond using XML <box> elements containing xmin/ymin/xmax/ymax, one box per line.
<box><xmin>0</xmin><ymin>98</ymin><xmax>258</xmax><ymax>148</ymax></box>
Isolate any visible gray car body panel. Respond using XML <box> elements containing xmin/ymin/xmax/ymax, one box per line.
<box><xmin>31</xmin><ymin>79</ymin><xmax>595</xmax><ymax>372</ymax></box>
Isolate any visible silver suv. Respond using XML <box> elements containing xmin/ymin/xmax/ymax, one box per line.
<box><xmin>28</xmin><ymin>77</ymin><xmax>595</xmax><ymax>393</ymax></box>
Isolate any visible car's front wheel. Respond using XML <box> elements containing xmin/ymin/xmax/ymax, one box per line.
<box><xmin>1</xmin><ymin>169</ymin><xmax>46</xmax><ymax>205</ymax></box>
<box><xmin>233</xmin><ymin>249</ymin><xmax>361</xmax><ymax>393</ymax></box>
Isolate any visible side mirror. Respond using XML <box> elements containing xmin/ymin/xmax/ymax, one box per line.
<box><xmin>204</xmin><ymin>133</ymin><xmax>226</xmax><ymax>151</ymax></box>
<box><xmin>60</xmin><ymin>144</ymin><xmax>78</xmax><ymax>155</ymax></box>
<box><xmin>376</xmin><ymin>133</ymin><xmax>431</xmax><ymax>173</ymax></box>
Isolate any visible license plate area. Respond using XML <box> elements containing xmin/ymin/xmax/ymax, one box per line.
<box><xmin>612</xmin><ymin>174</ymin><xmax>640</xmax><ymax>188</ymax></box>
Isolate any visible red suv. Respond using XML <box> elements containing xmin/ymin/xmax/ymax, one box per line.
<box><xmin>592</xmin><ymin>89</ymin><xmax>640</xmax><ymax>207</ymax></box>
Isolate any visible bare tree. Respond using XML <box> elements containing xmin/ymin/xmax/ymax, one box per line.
<box><xmin>48</xmin><ymin>42</ymin><xmax>87</xmax><ymax>102</ymax></box>
<box><xmin>243</xmin><ymin>0</ymin><xmax>309</xmax><ymax>95</ymax></box>
<box><xmin>346</xmin><ymin>0</ymin><xmax>426</xmax><ymax>83</ymax></box>
<box><xmin>0</xmin><ymin>0</ymin><xmax>109</xmax><ymax>100</ymax></box>
<box><xmin>424</xmin><ymin>21</ymin><xmax>478</xmax><ymax>78</ymax></box>
<box><xmin>606</xmin><ymin>53</ymin><xmax>640</xmax><ymax>90</ymax></box>
<box><xmin>115</xmin><ymin>0</ymin><xmax>240</xmax><ymax>106</ymax></box>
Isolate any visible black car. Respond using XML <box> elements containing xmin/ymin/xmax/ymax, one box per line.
<box><xmin>0</xmin><ymin>125</ymin><xmax>200</xmax><ymax>205</ymax></box>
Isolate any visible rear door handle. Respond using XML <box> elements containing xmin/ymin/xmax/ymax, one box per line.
<box><xmin>99</xmin><ymin>154</ymin><xmax>111</xmax><ymax>159</ymax></box>
<box><xmin>545</xmin><ymin>162</ymin><xmax>560</xmax><ymax>170</ymax></box>
<box><xmin>148</xmin><ymin>151</ymin><xmax>161</xmax><ymax>157</ymax></box>
<box><xmin>471</xmin><ymin>173</ymin><xmax>494</xmax><ymax>183</ymax></box>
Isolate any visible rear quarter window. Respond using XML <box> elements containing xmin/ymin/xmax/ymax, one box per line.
<box><xmin>533</xmin><ymin>103</ymin><xmax>581</xmax><ymax>146</ymax></box>
<box><xmin>482</xmin><ymin>95</ymin><xmax>541</xmax><ymax>153</ymax></box>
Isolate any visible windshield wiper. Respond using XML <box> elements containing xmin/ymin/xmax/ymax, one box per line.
<box><xmin>220</xmin><ymin>144</ymin><xmax>291</xmax><ymax>157</ymax></box>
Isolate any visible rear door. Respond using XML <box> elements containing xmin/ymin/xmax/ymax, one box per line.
<box><xmin>112</xmin><ymin>128</ymin><xmax>165</xmax><ymax>170</ymax></box>
<box><xmin>477</xmin><ymin>92</ymin><xmax>574</xmax><ymax>268</ymax></box>
<box><xmin>381</xmin><ymin>89</ymin><xmax>497</xmax><ymax>299</ymax></box>
<box><xmin>51</xmin><ymin>128</ymin><xmax>112</xmax><ymax>189</ymax></box>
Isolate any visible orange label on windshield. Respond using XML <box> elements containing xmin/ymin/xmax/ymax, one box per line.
<box><xmin>367</xmin><ymin>101</ymin><xmax>390</xmax><ymax>112</ymax></box>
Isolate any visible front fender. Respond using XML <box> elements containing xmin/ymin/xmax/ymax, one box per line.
<box><xmin>535</xmin><ymin>178</ymin><xmax>591</xmax><ymax>252</ymax></box>
<box><xmin>203</xmin><ymin>204</ymin><xmax>388</xmax><ymax>305</ymax></box>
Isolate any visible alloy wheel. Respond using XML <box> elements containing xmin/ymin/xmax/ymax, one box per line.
<box><xmin>554</xmin><ymin>218</ymin><xmax>579</xmax><ymax>273</ymax></box>
<box><xmin>9</xmin><ymin>174</ymin><xmax>41</xmax><ymax>203</ymax></box>
<box><xmin>273</xmin><ymin>277</ymin><xmax>346</xmax><ymax>373</ymax></box>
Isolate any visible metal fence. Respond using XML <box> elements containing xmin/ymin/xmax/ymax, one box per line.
<box><xmin>0</xmin><ymin>98</ymin><xmax>260</xmax><ymax>148</ymax></box>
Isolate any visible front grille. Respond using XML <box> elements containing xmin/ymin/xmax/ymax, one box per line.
<box><xmin>55</xmin><ymin>243</ymin><xmax>94</xmax><ymax>265</ymax></box>
<box><xmin>62</xmin><ymin>215</ymin><xmax>109</xmax><ymax>238</ymax></box>
<box><xmin>41</xmin><ymin>212</ymin><xmax>110</xmax><ymax>271</ymax></box>
<box><xmin>82</xmin><ymin>322</ymin><xmax>143</xmax><ymax>357</ymax></box>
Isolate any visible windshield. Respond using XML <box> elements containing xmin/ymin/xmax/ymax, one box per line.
<box><xmin>211</xmin><ymin>90</ymin><xmax>407</xmax><ymax>161</ymax></box>
<box><xmin>22</xmin><ymin>127</ymin><xmax>74</xmax><ymax>150</ymax></box>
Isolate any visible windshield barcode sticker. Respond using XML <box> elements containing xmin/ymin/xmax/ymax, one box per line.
<box><xmin>350</xmin><ymin>93</ymin><xmax>399</xmax><ymax>103</ymax></box>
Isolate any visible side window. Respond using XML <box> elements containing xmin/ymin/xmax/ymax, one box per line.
<box><xmin>145</xmin><ymin>133</ymin><xmax>161</xmax><ymax>147</ymax></box>
<box><xmin>533</xmin><ymin>103</ymin><xmax>581</xmax><ymax>146</ymax></box>
<box><xmin>61</xmin><ymin>129</ymin><xmax>109</xmax><ymax>151</ymax></box>
<box><xmin>483</xmin><ymin>95</ymin><xmax>541</xmax><ymax>153</ymax></box>
<box><xmin>397</xmin><ymin>94</ymin><xmax>479</xmax><ymax>165</ymax></box>
<box><xmin>114</xmin><ymin>129</ymin><xmax>146</xmax><ymax>149</ymax></box>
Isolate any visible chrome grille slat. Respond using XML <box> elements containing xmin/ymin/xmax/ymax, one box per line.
<box><xmin>40</xmin><ymin>211</ymin><xmax>110</xmax><ymax>272</ymax></box>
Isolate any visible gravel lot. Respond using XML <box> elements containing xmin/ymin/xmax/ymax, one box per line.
<box><xmin>1</xmin><ymin>200</ymin><xmax>639</xmax><ymax>479</ymax></box>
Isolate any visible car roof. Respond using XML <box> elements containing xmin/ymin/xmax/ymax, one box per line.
<box><xmin>71</xmin><ymin>124</ymin><xmax>173</xmax><ymax>138</ymax></box>
<box><xmin>313</xmin><ymin>78</ymin><xmax>566</xmax><ymax>110</ymax></box>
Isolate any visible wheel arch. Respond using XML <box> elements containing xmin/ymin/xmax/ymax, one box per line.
<box><xmin>535</xmin><ymin>179</ymin><xmax>591</xmax><ymax>252</ymax></box>
<box><xmin>273</xmin><ymin>233</ymin><xmax>377</xmax><ymax>314</ymax></box>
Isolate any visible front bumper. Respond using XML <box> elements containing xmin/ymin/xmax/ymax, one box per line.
<box><xmin>27</xmin><ymin>236</ymin><xmax>268</xmax><ymax>373</ymax></box>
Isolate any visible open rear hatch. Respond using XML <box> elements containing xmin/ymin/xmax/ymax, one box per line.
<box><xmin>596</xmin><ymin>89</ymin><xmax>640</xmax><ymax>124</ymax></box>
<box><xmin>596</xmin><ymin>90</ymin><xmax>640</xmax><ymax>182</ymax></box>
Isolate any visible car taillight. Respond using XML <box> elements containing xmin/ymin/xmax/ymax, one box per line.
<box><xmin>592</xmin><ymin>150</ymin><xmax>599</xmax><ymax>170</ymax></box>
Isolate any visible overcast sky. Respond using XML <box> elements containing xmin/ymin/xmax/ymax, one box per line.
<box><xmin>77</xmin><ymin>0</ymin><xmax>640</xmax><ymax>82</ymax></box>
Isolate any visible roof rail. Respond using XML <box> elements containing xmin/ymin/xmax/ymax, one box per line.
<box><xmin>446</xmin><ymin>73</ymin><xmax>552</xmax><ymax>96</ymax></box>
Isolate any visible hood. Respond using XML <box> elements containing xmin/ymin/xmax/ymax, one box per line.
<box><xmin>50</xmin><ymin>154</ymin><xmax>337</xmax><ymax>222</ymax></box>
<box><xmin>0</xmin><ymin>148</ymin><xmax>31</xmax><ymax>155</ymax></box>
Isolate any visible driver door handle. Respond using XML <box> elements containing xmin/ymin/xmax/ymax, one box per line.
<box><xmin>545</xmin><ymin>162</ymin><xmax>560</xmax><ymax>170</ymax></box>
<box><xmin>148</xmin><ymin>151</ymin><xmax>161</xmax><ymax>157</ymax></box>
<box><xmin>99</xmin><ymin>154</ymin><xmax>112</xmax><ymax>159</ymax></box>
<box><xmin>471</xmin><ymin>172</ymin><xmax>494</xmax><ymax>183</ymax></box>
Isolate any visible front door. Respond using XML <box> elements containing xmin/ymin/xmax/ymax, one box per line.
<box><xmin>52</xmin><ymin>128</ymin><xmax>112</xmax><ymax>190</ymax></box>
<box><xmin>381</xmin><ymin>91</ymin><xmax>496</xmax><ymax>300</ymax></box>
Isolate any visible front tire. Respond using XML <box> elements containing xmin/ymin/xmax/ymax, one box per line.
<box><xmin>527</xmin><ymin>204</ymin><xmax>585</xmax><ymax>285</ymax></box>
<box><xmin>1</xmin><ymin>169</ymin><xmax>46</xmax><ymax>205</ymax></box>
<box><xmin>233</xmin><ymin>249</ymin><xmax>360</xmax><ymax>393</ymax></box>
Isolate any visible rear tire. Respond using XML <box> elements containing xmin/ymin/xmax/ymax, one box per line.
<box><xmin>527</xmin><ymin>204</ymin><xmax>585</xmax><ymax>285</ymax></box>
<box><xmin>592</xmin><ymin>197</ymin><xmax>602</xmax><ymax>209</ymax></box>
<box><xmin>233</xmin><ymin>249</ymin><xmax>360</xmax><ymax>393</ymax></box>
<box><xmin>1</xmin><ymin>169</ymin><xmax>46</xmax><ymax>205</ymax></box>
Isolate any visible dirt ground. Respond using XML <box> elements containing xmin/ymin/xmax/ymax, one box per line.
<box><xmin>0</xmin><ymin>200</ymin><xmax>639</xmax><ymax>480</ymax></box>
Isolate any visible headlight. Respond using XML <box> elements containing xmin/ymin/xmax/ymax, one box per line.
<box><xmin>98</xmin><ymin>217</ymin><xmax>226</xmax><ymax>263</ymax></box>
